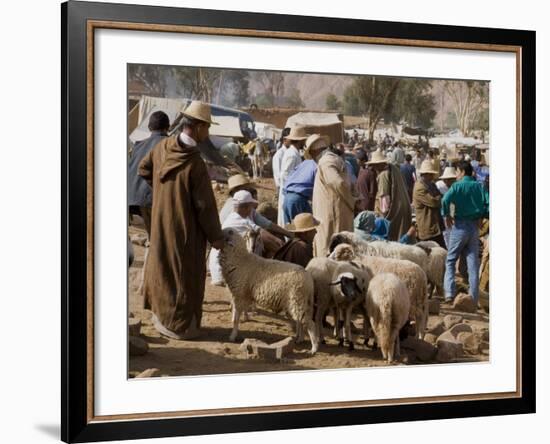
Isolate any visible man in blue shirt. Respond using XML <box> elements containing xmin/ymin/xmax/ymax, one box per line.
<box><xmin>441</xmin><ymin>160</ymin><xmax>489</xmax><ymax>305</ymax></box>
<box><xmin>128</xmin><ymin>111</ymin><xmax>169</xmax><ymax>237</ymax></box>
<box><xmin>282</xmin><ymin>134</ymin><xmax>329</xmax><ymax>224</ymax></box>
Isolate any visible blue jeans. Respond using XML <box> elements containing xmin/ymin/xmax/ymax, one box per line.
<box><xmin>444</xmin><ymin>220</ymin><xmax>480</xmax><ymax>302</ymax></box>
<box><xmin>283</xmin><ymin>191</ymin><xmax>312</xmax><ymax>225</ymax></box>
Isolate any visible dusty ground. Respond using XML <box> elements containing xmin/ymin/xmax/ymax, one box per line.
<box><xmin>128</xmin><ymin>178</ymin><xmax>489</xmax><ymax>378</ymax></box>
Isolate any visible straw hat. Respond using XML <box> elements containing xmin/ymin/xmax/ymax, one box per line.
<box><xmin>304</xmin><ymin>134</ymin><xmax>329</xmax><ymax>159</ymax></box>
<box><xmin>439</xmin><ymin>166</ymin><xmax>457</xmax><ymax>180</ymax></box>
<box><xmin>227</xmin><ymin>174</ymin><xmax>255</xmax><ymax>192</ymax></box>
<box><xmin>181</xmin><ymin>100</ymin><xmax>218</xmax><ymax>125</ymax></box>
<box><xmin>285</xmin><ymin>213</ymin><xmax>320</xmax><ymax>233</ymax></box>
<box><xmin>418</xmin><ymin>159</ymin><xmax>439</xmax><ymax>175</ymax></box>
<box><xmin>366</xmin><ymin>149</ymin><xmax>388</xmax><ymax>165</ymax></box>
<box><xmin>284</xmin><ymin>125</ymin><xmax>308</xmax><ymax>141</ymax></box>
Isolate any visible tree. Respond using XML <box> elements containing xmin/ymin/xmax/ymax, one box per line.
<box><xmin>325</xmin><ymin>93</ymin><xmax>341</xmax><ymax>111</ymax></box>
<box><xmin>444</xmin><ymin>80</ymin><xmax>489</xmax><ymax>136</ymax></box>
<box><xmin>387</xmin><ymin>79</ymin><xmax>436</xmax><ymax>129</ymax></box>
<box><xmin>173</xmin><ymin>67</ymin><xmax>222</xmax><ymax>102</ymax></box>
<box><xmin>225</xmin><ymin>70</ymin><xmax>250</xmax><ymax>107</ymax></box>
<box><xmin>128</xmin><ymin>64</ymin><xmax>171</xmax><ymax>97</ymax></box>
<box><xmin>285</xmin><ymin>88</ymin><xmax>305</xmax><ymax>109</ymax></box>
<box><xmin>342</xmin><ymin>86</ymin><xmax>361</xmax><ymax>116</ymax></box>
<box><xmin>252</xmin><ymin>71</ymin><xmax>285</xmax><ymax>107</ymax></box>
<box><xmin>353</xmin><ymin>76</ymin><xmax>401</xmax><ymax>142</ymax></box>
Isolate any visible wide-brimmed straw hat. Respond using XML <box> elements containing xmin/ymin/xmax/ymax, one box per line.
<box><xmin>439</xmin><ymin>166</ymin><xmax>457</xmax><ymax>180</ymax></box>
<box><xmin>284</xmin><ymin>125</ymin><xmax>308</xmax><ymax>141</ymax></box>
<box><xmin>418</xmin><ymin>159</ymin><xmax>439</xmax><ymax>175</ymax></box>
<box><xmin>181</xmin><ymin>100</ymin><xmax>218</xmax><ymax>125</ymax></box>
<box><xmin>304</xmin><ymin>134</ymin><xmax>329</xmax><ymax>159</ymax></box>
<box><xmin>227</xmin><ymin>174</ymin><xmax>255</xmax><ymax>192</ymax></box>
<box><xmin>285</xmin><ymin>213</ymin><xmax>320</xmax><ymax>233</ymax></box>
<box><xmin>366</xmin><ymin>149</ymin><xmax>388</xmax><ymax>165</ymax></box>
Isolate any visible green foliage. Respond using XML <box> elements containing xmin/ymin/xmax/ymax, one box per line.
<box><xmin>285</xmin><ymin>88</ymin><xmax>305</xmax><ymax>109</ymax></box>
<box><xmin>385</xmin><ymin>79</ymin><xmax>436</xmax><ymax>128</ymax></box>
<box><xmin>325</xmin><ymin>93</ymin><xmax>341</xmax><ymax>110</ymax></box>
<box><xmin>253</xmin><ymin>93</ymin><xmax>275</xmax><ymax>108</ymax></box>
<box><xmin>343</xmin><ymin>85</ymin><xmax>361</xmax><ymax>116</ymax></box>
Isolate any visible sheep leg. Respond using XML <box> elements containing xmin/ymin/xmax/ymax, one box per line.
<box><xmin>306</xmin><ymin>319</ymin><xmax>319</xmax><ymax>355</ymax></box>
<box><xmin>229</xmin><ymin>305</ymin><xmax>242</xmax><ymax>342</ymax></box>
<box><xmin>337</xmin><ymin>307</ymin><xmax>345</xmax><ymax>347</ymax></box>
<box><xmin>295</xmin><ymin>321</ymin><xmax>304</xmax><ymax>344</ymax></box>
<box><xmin>314</xmin><ymin>302</ymin><xmax>327</xmax><ymax>345</ymax></box>
<box><xmin>344</xmin><ymin>305</ymin><xmax>354</xmax><ymax>351</ymax></box>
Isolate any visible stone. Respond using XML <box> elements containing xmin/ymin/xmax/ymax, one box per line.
<box><xmin>423</xmin><ymin>333</ymin><xmax>438</xmax><ymax>345</ymax></box>
<box><xmin>479</xmin><ymin>289</ymin><xmax>490</xmax><ymax>313</ymax></box>
<box><xmin>448</xmin><ymin>323</ymin><xmax>473</xmax><ymax>337</ymax></box>
<box><xmin>129</xmin><ymin>318</ymin><xmax>142</xmax><ymax>337</ymax></box>
<box><xmin>456</xmin><ymin>332</ymin><xmax>481</xmax><ymax>355</ymax></box>
<box><xmin>130</xmin><ymin>233</ymin><xmax>148</xmax><ymax>247</ymax></box>
<box><xmin>129</xmin><ymin>336</ymin><xmax>149</xmax><ymax>356</ymax></box>
<box><xmin>453</xmin><ymin>293</ymin><xmax>477</xmax><ymax>313</ymax></box>
<box><xmin>428</xmin><ymin>299</ymin><xmax>440</xmax><ymax>315</ymax></box>
<box><xmin>427</xmin><ymin>321</ymin><xmax>446</xmax><ymax>337</ymax></box>
<box><xmin>480</xmin><ymin>341</ymin><xmax>490</xmax><ymax>355</ymax></box>
<box><xmin>443</xmin><ymin>314</ymin><xmax>464</xmax><ymax>330</ymax></box>
<box><xmin>401</xmin><ymin>337</ymin><xmax>437</xmax><ymax>362</ymax></box>
<box><xmin>436</xmin><ymin>332</ymin><xmax>464</xmax><ymax>362</ymax></box>
<box><xmin>240</xmin><ymin>337</ymin><xmax>295</xmax><ymax>361</ymax></box>
<box><xmin>135</xmin><ymin>368</ymin><xmax>160</xmax><ymax>378</ymax></box>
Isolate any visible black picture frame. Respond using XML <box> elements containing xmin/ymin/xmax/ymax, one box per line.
<box><xmin>62</xmin><ymin>1</ymin><xmax>536</xmax><ymax>442</ymax></box>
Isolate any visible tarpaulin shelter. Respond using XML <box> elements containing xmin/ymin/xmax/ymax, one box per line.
<box><xmin>285</xmin><ymin>112</ymin><xmax>344</xmax><ymax>144</ymax></box>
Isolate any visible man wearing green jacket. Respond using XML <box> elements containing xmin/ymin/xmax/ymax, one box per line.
<box><xmin>441</xmin><ymin>160</ymin><xmax>489</xmax><ymax>304</ymax></box>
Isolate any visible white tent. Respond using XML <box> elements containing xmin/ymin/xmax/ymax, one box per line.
<box><xmin>254</xmin><ymin>122</ymin><xmax>282</xmax><ymax>140</ymax></box>
<box><xmin>129</xmin><ymin>97</ymin><xmax>243</xmax><ymax>143</ymax></box>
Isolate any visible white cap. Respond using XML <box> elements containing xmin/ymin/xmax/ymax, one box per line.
<box><xmin>233</xmin><ymin>190</ymin><xmax>258</xmax><ymax>205</ymax></box>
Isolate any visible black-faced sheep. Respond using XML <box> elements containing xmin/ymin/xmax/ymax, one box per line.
<box><xmin>330</xmin><ymin>243</ymin><xmax>428</xmax><ymax>340</ymax></box>
<box><xmin>366</xmin><ymin>273</ymin><xmax>411</xmax><ymax>363</ymax></box>
<box><xmin>305</xmin><ymin>257</ymin><xmax>371</xmax><ymax>350</ymax></box>
<box><xmin>219</xmin><ymin>227</ymin><xmax>319</xmax><ymax>354</ymax></box>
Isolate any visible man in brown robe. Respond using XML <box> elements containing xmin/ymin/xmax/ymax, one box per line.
<box><xmin>138</xmin><ymin>101</ymin><xmax>224</xmax><ymax>340</ymax></box>
<box><xmin>355</xmin><ymin>150</ymin><xmax>378</xmax><ymax>211</ymax></box>
<box><xmin>273</xmin><ymin>213</ymin><xmax>319</xmax><ymax>268</ymax></box>
<box><xmin>368</xmin><ymin>149</ymin><xmax>412</xmax><ymax>242</ymax></box>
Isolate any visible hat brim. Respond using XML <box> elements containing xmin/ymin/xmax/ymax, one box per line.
<box><xmin>285</xmin><ymin>218</ymin><xmax>320</xmax><ymax>232</ymax></box>
<box><xmin>228</xmin><ymin>181</ymin><xmax>256</xmax><ymax>192</ymax></box>
<box><xmin>439</xmin><ymin>175</ymin><xmax>457</xmax><ymax>180</ymax></box>
<box><xmin>366</xmin><ymin>158</ymin><xmax>388</xmax><ymax>165</ymax></box>
<box><xmin>284</xmin><ymin>136</ymin><xmax>308</xmax><ymax>141</ymax></box>
<box><xmin>180</xmin><ymin>111</ymin><xmax>219</xmax><ymax>125</ymax></box>
<box><xmin>419</xmin><ymin>169</ymin><xmax>440</xmax><ymax>175</ymax></box>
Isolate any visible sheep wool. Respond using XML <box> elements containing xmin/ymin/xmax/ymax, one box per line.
<box><xmin>331</xmin><ymin>244</ymin><xmax>428</xmax><ymax>340</ymax></box>
<box><xmin>219</xmin><ymin>227</ymin><xmax>319</xmax><ymax>354</ymax></box>
<box><xmin>415</xmin><ymin>241</ymin><xmax>447</xmax><ymax>298</ymax></box>
<box><xmin>306</xmin><ymin>257</ymin><xmax>372</xmax><ymax>347</ymax></box>
<box><xmin>366</xmin><ymin>273</ymin><xmax>411</xmax><ymax>363</ymax></box>
<box><xmin>329</xmin><ymin>231</ymin><xmax>429</xmax><ymax>273</ymax></box>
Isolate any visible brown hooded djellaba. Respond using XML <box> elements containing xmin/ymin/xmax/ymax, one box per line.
<box><xmin>138</xmin><ymin>134</ymin><xmax>223</xmax><ymax>336</ymax></box>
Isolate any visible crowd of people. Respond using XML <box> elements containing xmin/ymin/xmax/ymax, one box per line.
<box><xmin>128</xmin><ymin>100</ymin><xmax>490</xmax><ymax>341</ymax></box>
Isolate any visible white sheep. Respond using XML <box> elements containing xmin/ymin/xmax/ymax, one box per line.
<box><xmin>366</xmin><ymin>273</ymin><xmax>411</xmax><ymax>363</ymax></box>
<box><xmin>330</xmin><ymin>243</ymin><xmax>428</xmax><ymax>340</ymax></box>
<box><xmin>329</xmin><ymin>231</ymin><xmax>429</xmax><ymax>273</ymax></box>
<box><xmin>415</xmin><ymin>241</ymin><xmax>447</xmax><ymax>299</ymax></box>
<box><xmin>219</xmin><ymin>227</ymin><xmax>319</xmax><ymax>354</ymax></box>
<box><xmin>306</xmin><ymin>257</ymin><xmax>372</xmax><ymax>350</ymax></box>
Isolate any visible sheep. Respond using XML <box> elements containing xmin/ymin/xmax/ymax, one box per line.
<box><xmin>329</xmin><ymin>231</ymin><xmax>429</xmax><ymax>273</ymax></box>
<box><xmin>219</xmin><ymin>227</ymin><xmax>319</xmax><ymax>354</ymax></box>
<box><xmin>366</xmin><ymin>273</ymin><xmax>411</xmax><ymax>363</ymax></box>
<box><xmin>415</xmin><ymin>241</ymin><xmax>447</xmax><ymax>299</ymax></box>
<box><xmin>306</xmin><ymin>257</ymin><xmax>372</xmax><ymax>350</ymax></box>
<box><xmin>330</xmin><ymin>243</ymin><xmax>428</xmax><ymax>340</ymax></box>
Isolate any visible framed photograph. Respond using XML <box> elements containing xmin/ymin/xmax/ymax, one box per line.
<box><xmin>62</xmin><ymin>0</ymin><xmax>535</xmax><ymax>442</ymax></box>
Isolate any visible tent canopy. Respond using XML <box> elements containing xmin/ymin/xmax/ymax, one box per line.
<box><xmin>285</xmin><ymin>112</ymin><xmax>344</xmax><ymax>144</ymax></box>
